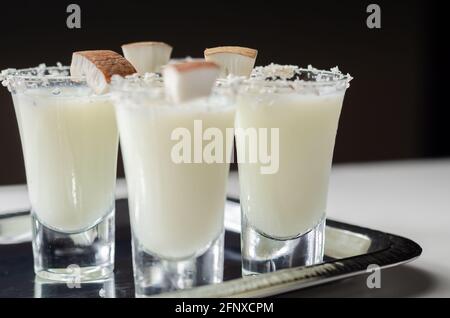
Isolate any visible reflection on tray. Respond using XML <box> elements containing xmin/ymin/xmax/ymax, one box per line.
<box><xmin>0</xmin><ymin>199</ymin><xmax>421</xmax><ymax>298</ymax></box>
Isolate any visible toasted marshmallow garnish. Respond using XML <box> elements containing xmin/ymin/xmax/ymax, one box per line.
<box><xmin>162</xmin><ymin>61</ymin><xmax>220</xmax><ymax>104</ymax></box>
<box><xmin>122</xmin><ymin>42</ymin><xmax>172</xmax><ymax>74</ymax></box>
<box><xmin>70</xmin><ymin>50</ymin><xmax>136</xmax><ymax>94</ymax></box>
<box><xmin>204</xmin><ymin>46</ymin><xmax>257</xmax><ymax>77</ymax></box>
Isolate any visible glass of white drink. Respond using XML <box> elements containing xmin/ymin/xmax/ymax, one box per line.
<box><xmin>111</xmin><ymin>62</ymin><xmax>235</xmax><ymax>296</ymax></box>
<box><xmin>236</xmin><ymin>64</ymin><xmax>352</xmax><ymax>275</ymax></box>
<box><xmin>1</xmin><ymin>64</ymin><xmax>121</xmax><ymax>282</ymax></box>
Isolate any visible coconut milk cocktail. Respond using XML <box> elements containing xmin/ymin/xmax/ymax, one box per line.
<box><xmin>235</xmin><ymin>64</ymin><xmax>352</xmax><ymax>275</ymax></box>
<box><xmin>1</xmin><ymin>51</ymin><xmax>136</xmax><ymax>281</ymax></box>
<box><xmin>111</xmin><ymin>45</ymin><xmax>255</xmax><ymax>296</ymax></box>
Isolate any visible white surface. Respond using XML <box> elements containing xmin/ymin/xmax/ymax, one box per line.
<box><xmin>1</xmin><ymin>159</ymin><xmax>449</xmax><ymax>297</ymax></box>
<box><xmin>323</xmin><ymin>159</ymin><xmax>450</xmax><ymax>298</ymax></box>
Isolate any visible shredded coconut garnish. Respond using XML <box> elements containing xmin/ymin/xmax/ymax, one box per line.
<box><xmin>250</xmin><ymin>63</ymin><xmax>351</xmax><ymax>84</ymax></box>
<box><xmin>111</xmin><ymin>72</ymin><xmax>162</xmax><ymax>92</ymax></box>
<box><xmin>109</xmin><ymin>72</ymin><xmax>165</xmax><ymax>106</ymax></box>
<box><xmin>251</xmin><ymin>64</ymin><xmax>299</xmax><ymax>81</ymax></box>
<box><xmin>1</xmin><ymin>64</ymin><xmax>79</xmax><ymax>93</ymax></box>
<box><xmin>243</xmin><ymin>64</ymin><xmax>353</xmax><ymax>95</ymax></box>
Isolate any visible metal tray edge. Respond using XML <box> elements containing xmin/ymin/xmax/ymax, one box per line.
<box><xmin>156</xmin><ymin>221</ymin><xmax>422</xmax><ymax>298</ymax></box>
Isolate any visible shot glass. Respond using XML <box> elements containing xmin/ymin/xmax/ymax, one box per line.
<box><xmin>111</xmin><ymin>76</ymin><xmax>235</xmax><ymax>296</ymax></box>
<box><xmin>1</xmin><ymin>65</ymin><xmax>118</xmax><ymax>282</ymax></box>
<box><xmin>235</xmin><ymin>65</ymin><xmax>351</xmax><ymax>275</ymax></box>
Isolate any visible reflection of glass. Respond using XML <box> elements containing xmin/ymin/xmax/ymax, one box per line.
<box><xmin>34</xmin><ymin>276</ymin><xmax>116</xmax><ymax>298</ymax></box>
<box><xmin>112</xmin><ymin>78</ymin><xmax>234</xmax><ymax>296</ymax></box>
<box><xmin>2</xmin><ymin>66</ymin><xmax>118</xmax><ymax>282</ymax></box>
<box><xmin>235</xmin><ymin>66</ymin><xmax>351</xmax><ymax>275</ymax></box>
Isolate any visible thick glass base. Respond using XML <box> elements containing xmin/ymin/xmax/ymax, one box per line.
<box><xmin>34</xmin><ymin>276</ymin><xmax>116</xmax><ymax>298</ymax></box>
<box><xmin>32</xmin><ymin>211</ymin><xmax>115</xmax><ymax>282</ymax></box>
<box><xmin>241</xmin><ymin>214</ymin><xmax>325</xmax><ymax>276</ymax></box>
<box><xmin>133</xmin><ymin>231</ymin><xmax>224</xmax><ymax>297</ymax></box>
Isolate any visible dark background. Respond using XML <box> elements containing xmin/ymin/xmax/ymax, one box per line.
<box><xmin>0</xmin><ymin>0</ymin><xmax>447</xmax><ymax>185</ymax></box>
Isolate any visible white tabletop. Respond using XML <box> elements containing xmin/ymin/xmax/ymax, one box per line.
<box><xmin>1</xmin><ymin>159</ymin><xmax>449</xmax><ymax>297</ymax></box>
<box><xmin>281</xmin><ymin>159</ymin><xmax>450</xmax><ymax>298</ymax></box>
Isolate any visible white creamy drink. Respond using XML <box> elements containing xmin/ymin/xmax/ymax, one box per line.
<box><xmin>237</xmin><ymin>93</ymin><xmax>344</xmax><ymax>238</ymax></box>
<box><xmin>3</xmin><ymin>55</ymin><xmax>135</xmax><ymax>282</ymax></box>
<box><xmin>113</xmin><ymin>60</ymin><xmax>236</xmax><ymax>262</ymax></box>
<box><xmin>13</xmin><ymin>87</ymin><xmax>118</xmax><ymax>232</ymax></box>
<box><xmin>116</xmin><ymin>99</ymin><xmax>235</xmax><ymax>259</ymax></box>
<box><xmin>236</xmin><ymin>65</ymin><xmax>350</xmax><ymax>239</ymax></box>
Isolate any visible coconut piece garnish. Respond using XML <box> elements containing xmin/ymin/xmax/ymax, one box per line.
<box><xmin>204</xmin><ymin>46</ymin><xmax>257</xmax><ymax>77</ymax></box>
<box><xmin>162</xmin><ymin>61</ymin><xmax>220</xmax><ymax>103</ymax></box>
<box><xmin>70</xmin><ymin>50</ymin><xmax>136</xmax><ymax>94</ymax></box>
<box><xmin>121</xmin><ymin>41</ymin><xmax>172</xmax><ymax>74</ymax></box>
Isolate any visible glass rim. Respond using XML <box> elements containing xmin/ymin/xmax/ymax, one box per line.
<box><xmin>1</xmin><ymin>64</ymin><xmax>352</xmax><ymax>86</ymax></box>
<box><xmin>245</xmin><ymin>67</ymin><xmax>352</xmax><ymax>87</ymax></box>
<box><xmin>224</xmin><ymin>67</ymin><xmax>351</xmax><ymax>96</ymax></box>
<box><xmin>110</xmin><ymin>75</ymin><xmax>235</xmax><ymax>111</ymax></box>
<box><xmin>0</xmin><ymin>65</ymin><xmax>110</xmax><ymax>98</ymax></box>
<box><xmin>1</xmin><ymin>65</ymin><xmax>85</xmax><ymax>82</ymax></box>
<box><xmin>109</xmin><ymin>73</ymin><xmax>163</xmax><ymax>93</ymax></box>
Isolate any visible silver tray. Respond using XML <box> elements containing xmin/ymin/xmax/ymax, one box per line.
<box><xmin>0</xmin><ymin>199</ymin><xmax>422</xmax><ymax>298</ymax></box>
